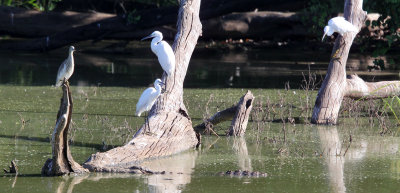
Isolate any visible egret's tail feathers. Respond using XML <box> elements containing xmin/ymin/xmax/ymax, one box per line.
<box><xmin>135</xmin><ymin>112</ymin><xmax>142</xmax><ymax>117</ymax></box>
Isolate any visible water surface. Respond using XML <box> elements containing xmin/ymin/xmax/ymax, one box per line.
<box><xmin>0</xmin><ymin>86</ymin><xmax>399</xmax><ymax>193</ymax></box>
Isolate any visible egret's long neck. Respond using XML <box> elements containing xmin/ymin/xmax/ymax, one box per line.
<box><xmin>154</xmin><ymin>83</ymin><xmax>162</xmax><ymax>95</ymax></box>
<box><xmin>150</xmin><ymin>36</ymin><xmax>163</xmax><ymax>54</ymax></box>
<box><xmin>69</xmin><ymin>51</ymin><xmax>75</xmax><ymax>66</ymax></box>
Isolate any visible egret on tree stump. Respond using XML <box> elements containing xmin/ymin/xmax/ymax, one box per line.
<box><xmin>141</xmin><ymin>31</ymin><xmax>175</xmax><ymax>76</ymax></box>
<box><xmin>55</xmin><ymin>46</ymin><xmax>76</xmax><ymax>87</ymax></box>
<box><xmin>135</xmin><ymin>79</ymin><xmax>165</xmax><ymax>117</ymax></box>
<box><xmin>322</xmin><ymin>16</ymin><xmax>358</xmax><ymax>41</ymax></box>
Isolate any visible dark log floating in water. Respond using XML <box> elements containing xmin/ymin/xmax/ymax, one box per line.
<box><xmin>42</xmin><ymin>83</ymin><xmax>88</xmax><ymax>176</ymax></box>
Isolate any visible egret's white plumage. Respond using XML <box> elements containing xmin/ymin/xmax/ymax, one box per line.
<box><xmin>322</xmin><ymin>16</ymin><xmax>358</xmax><ymax>41</ymax></box>
<box><xmin>55</xmin><ymin>46</ymin><xmax>76</xmax><ymax>87</ymax></box>
<box><xmin>135</xmin><ymin>79</ymin><xmax>164</xmax><ymax>117</ymax></box>
<box><xmin>141</xmin><ymin>31</ymin><xmax>175</xmax><ymax>76</ymax></box>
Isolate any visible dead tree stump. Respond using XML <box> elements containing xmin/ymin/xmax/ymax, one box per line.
<box><xmin>195</xmin><ymin>91</ymin><xmax>254</xmax><ymax>136</ymax></box>
<box><xmin>42</xmin><ymin>83</ymin><xmax>88</xmax><ymax>176</ymax></box>
<box><xmin>82</xmin><ymin>0</ymin><xmax>202</xmax><ymax>172</ymax></box>
<box><xmin>228</xmin><ymin>91</ymin><xmax>254</xmax><ymax>136</ymax></box>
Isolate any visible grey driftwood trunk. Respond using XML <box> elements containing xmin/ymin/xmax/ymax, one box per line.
<box><xmin>82</xmin><ymin>0</ymin><xmax>202</xmax><ymax>172</ymax></box>
<box><xmin>311</xmin><ymin>0</ymin><xmax>400</xmax><ymax>124</ymax></box>
<box><xmin>42</xmin><ymin>83</ymin><xmax>88</xmax><ymax>176</ymax></box>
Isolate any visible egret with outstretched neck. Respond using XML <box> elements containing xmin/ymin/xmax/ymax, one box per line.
<box><xmin>55</xmin><ymin>46</ymin><xmax>76</xmax><ymax>87</ymax></box>
<box><xmin>141</xmin><ymin>31</ymin><xmax>175</xmax><ymax>76</ymax></box>
<box><xmin>135</xmin><ymin>79</ymin><xmax>164</xmax><ymax>117</ymax></box>
<box><xmin>322</xmin><ymin>16</ymin><xmax>358</xmax><ymax>41</ymax></box>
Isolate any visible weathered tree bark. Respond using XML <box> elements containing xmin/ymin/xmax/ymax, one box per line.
<box><xmin>82</xmin><ymin>0</ymin><xmax>202</xmax><ymax>172</ymax></box>
<box><xmin>42</xmin><ymin>83</ymin><xmax>88</xmax><ymax>176</ymax></box>
<box><xmin>194</xmin><ymin>91</ymin><xmax>254</xmax><ymax>136</ymax></box>
<box><xmin>194</xmin><ymin>106</ymin><xmax>237</xmax><ymax>133</ymax></box>
<box><xmin>311</xmin><ymin>0</ymin><xmax>367</xmax><ymax>124</ymax></box>
<box><xmin>345</xmin><ymin>74</ymin><xmax>400</xmax><ymax>100</ymax></box>
<box><xmin>311</xmin><ymin>0</ymin><xmax>400</xmax><ymax>124</ymax></box>
<box><xmin>228</xmin><ymin>90</ymin><xmax>254</xmax><ymax>136</ymax></box>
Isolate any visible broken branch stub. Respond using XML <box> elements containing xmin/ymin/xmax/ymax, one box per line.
<box><xmin>82</xmin><ymin>0</ymin><xmax>202</xmax><ymax>172</ymax></box>
<box><xmin>195</xmin><ymin>91</ymin><xmax>255</xmax><ymax>136</ymax></box>
<box><xmin>42</xmin><ymin>83</ymin><xmax>88</xmax><ymax>176</ymax></box>
<box><xmin>228</xmin><ymin>90</ymin><xmax>255</xmax><ymax>136</ymax></box>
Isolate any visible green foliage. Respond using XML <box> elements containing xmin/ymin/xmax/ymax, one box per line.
<box><xmin>383</xmin><ymin>96</ymin><xmax>400</xmax><ymax>125</ymax></box>
<box><xmin>362</xmin><ymin>0</ymin><xmax>400</xmax><ymax>58</ymax></box>
<box><xmin>373</xmin><ymin>58</ymin><xmax>385</xmax><ymax>70</ymax></box>
<box><xmin>1</xmin><ymin>0</ymin><xmax>62</xmax><ymax>11</ymax></box>
<box><xmin>127</xmin><ymin>9</ymin><xmax>141</xmax><ymax>25</ymax></box>
<box><xmin>302</xmin><ymin>0</ymin><xmax>400</xmax><ymax>68</ymax></box>
<box><xmin>301</xmin><ymin>0</ymin><xmax>342</xmax><ymax>36</ymax></box>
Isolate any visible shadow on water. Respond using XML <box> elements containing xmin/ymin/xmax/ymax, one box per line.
<box><xmin>0</xmin><ymin>134</ymin><xmax>115</xmax><ymax>151</ymax></box>
<box><xmin>0</xmin><ymin>41</ymin><xmax>399</xmax><ymax>88</ymax></box>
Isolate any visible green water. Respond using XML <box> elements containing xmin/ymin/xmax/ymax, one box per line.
<box><xmin>0</xmin><ymin>86</ymin><xmax>399</xmax><ymax>193</ymax></box>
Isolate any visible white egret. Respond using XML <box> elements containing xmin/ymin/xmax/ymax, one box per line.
<box><xmin>322</xmin><ymin>16</ymin><xmax>358</xmax><ymax>41</ymax></box>
<box><xmin>55</xmin><ymin>46</ymin><xmax>76</xmax><ymax>87</ymax></box>
<box><xmin>141</xmin><ymin>31</ymin><xmax>175</xmax><ymax>76</ymax></box>
<box><xmin>135</xmin><ymin>79</ymin><xmax>164</xmax><ymax>117</ymax></box>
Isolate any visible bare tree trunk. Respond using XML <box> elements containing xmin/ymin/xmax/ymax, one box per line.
<box><xmin>42</xmin><ymin>83</ymin><xmax>88</xmax><ymax>176</ymax></box>
<box><xmin>311</xmin><ymin>0</ymin><xmax>400</xmax><ymax>124</ymax></box>
<box><xmin>311</xmin><ymin>0</ymin><xmax>367</xmax><ymax>124</ymax></box>
<box><xmin>82</xmin><ymin>0</ymin><xmax>202</xmax><ymax>172</ymax></box>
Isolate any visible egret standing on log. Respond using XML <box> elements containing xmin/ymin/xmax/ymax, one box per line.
<box><xmin>141</xmin><ymin>31</ymin><xmax>175</xmax><ymax>76</ymax></box>
<box><xmin>322</xmin><ymin>16</ymin><xmax>358</xmax><ymax>41</ymax></box>
<box><xmin>135</xmin><ymin>79</ymin><xmax>165</xmax><ymax>117</ymax></box>
<box><xmin>55</xmin><ymin>46</ymin><xmax>76</xmax><ymax>87</ymax></box>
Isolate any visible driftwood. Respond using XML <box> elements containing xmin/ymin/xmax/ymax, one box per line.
<box><xmin>195</xmin><ymin>91</ymin><xmax>254</xmax><ymax>136</ymax></box>
<box><xmin>345</xmin><ymin>74</ymin><xmax>400</xmax><ymax>100</ymax></box>
<box><xmin>82</xmin><ymin>0</ymin><xmax>202</xmax><ymax>173</ymax></box>
<box><xmin>311</xmin><ymin>0</ymin><xmax>400</xmax><ymax>124</ymax></box>
<box><xmin>42</xmin><ymin>83</ymin><xmax>88</xmax><ymax>176</ymax></box>
<box><xmin>0</xmin><ymin>0</ymin><xmax>271</xmax><ymax>51</ymax></box>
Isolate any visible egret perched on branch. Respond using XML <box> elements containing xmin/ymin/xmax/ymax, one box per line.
<box><xmin>322</xmin><ymin>16</ymin><xmax>358</xmax><ymax>41</ymax></box>
<box><xmin>55</xmin><ymin>46</ymin><xmax>76</xmax><ymax>87</ymax></box>
<box><xmin>135</xmin><ymin>79</ymin><xmax>164</xmax><ymax>117</ymax></box>
<box><xmin>141</xmin><ymin>31</ymin><xmax>175</xmax><ymax>76</ymax></box>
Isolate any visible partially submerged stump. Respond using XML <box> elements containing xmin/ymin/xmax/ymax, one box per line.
<box><xmin>195</xmin><ymin>91</ymin><xmax>255</xmax><ymax>136</ymax></box>
<box><xmin>228</xmin><ymin>91</ymin><xmax>254</xmax><ymax>136</ymax></box>
<box><xmin>42</xmin><ymin>83</ymin><xmax>88</xmax><ymax>176</ymax></box>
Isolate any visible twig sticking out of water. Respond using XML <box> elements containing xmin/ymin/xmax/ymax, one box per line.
<box><xmin>3</xmin><ymin>160</ymin><xmax>18</xmax><ymax>174</ymax></box>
